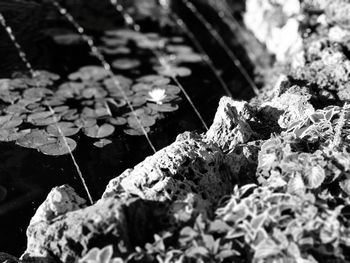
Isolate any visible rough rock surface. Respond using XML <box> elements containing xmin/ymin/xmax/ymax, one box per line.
<box><xmin>23</xmin><ymin>195</ymin><xmax>174</xmax><ymax>263</ymax></box>
<box><xmin>244</xmin><ymin>0</ymin><xmax>304</xmax><ymax>67</ymax></box>
<box><xmin>204</xmin><ymin>97</ymin><xmax>254</xmax><ymax>152</ymax></box>
<box><xmin>19</xmin><ymin>96</ymin><xmax>260</xmax><ymax>262</ymax></box>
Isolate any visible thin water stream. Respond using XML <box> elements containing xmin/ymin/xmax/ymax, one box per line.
<box><xmin>181</xmin><ymin>0</ymin><xmax>260</xmax><ymax>95</ymax></box>
<box><xmin>169</xmin><ymin>12</ymin><xmax>233</xmax><ymax>98</ymax></box>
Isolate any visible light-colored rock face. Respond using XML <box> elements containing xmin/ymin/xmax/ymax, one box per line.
<box><xmin>205</xmin><ymin>97</ymin><xmax>254</xmax><ymax>152</ymax></box>
<box><xmin>261</xmin><ymin>85</ymin><xmax>314</xmax><ymax>129</ymax></box>
<box><xmin>29</xmin><ymin>185</ymin><xmax>87</xmax><ymax>225</ymax></box>
<box><xmin>244</xmin><ymin>0</ymin><xmax>304</xmax><ymax>67</ymax></box>
<box><xmin>21</xmin><ymin>97</ymin><xmax>260</xmax><ymax>263</ymax></box>
<box><xmin>103</xmin><ymin>131</ymin><xmax>234</xmax><ymax>213</ymax></box>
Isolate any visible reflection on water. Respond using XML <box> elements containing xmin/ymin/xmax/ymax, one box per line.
<box><xmin>0</xmin><ymin>0</ymin><xmax>256</xmax><ymax>255</ymax></box>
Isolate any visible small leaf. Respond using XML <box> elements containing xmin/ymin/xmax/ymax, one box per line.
<box><xmin>253</xmin><ymin>238</ymin><xmax>281</xmax><ymax>259</ymax></box>
<box><xmin>93</xmin><ymin>139</ymin><xmax>112</xmax><ymax>148</ymax></box>
<box><xmin>186</xmin><ymin>246</ymin><xmax>208</xmax><ymax>258</ymax></box>
<box><xmin>46</xmin><ymin>122</ymin><xmax>80</xmax><ymax>137</ymax></box>
<box><xmin>84</xmin><ymin>124</ymin><xmax>115</xmax><ymax>138</ymax></box>
<box><xmin>112</xmin><ymin>58</ymin><xmax>141</xmax><ymax>70</ymax></box>
<box><xmin>39</xmin><ymin>137</ymin><xmax>77</xmax><ymax>156</ymax></box>
<box><xmin>304</xmin><ymin>166</ymin><xmax>325</xmax><ymax>189</ymax></box>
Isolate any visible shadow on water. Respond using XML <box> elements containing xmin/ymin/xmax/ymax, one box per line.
<box><xmin>0</xmin><ymin>0</ymin><xmax>259</xmax><ymax>255</ymax></box>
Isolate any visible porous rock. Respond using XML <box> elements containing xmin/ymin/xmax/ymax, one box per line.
<box><xmin>103</xmin><ymin>131</ymin><xmax>234</xmax><ymax>213</ymax></box>
<box><xmin>22</xmin><ymin>97</ymin><xmax>258</xmax><ymax>262</ymax></box>
<box><xmin>23</xmin><ymin>196</ymin><xmax>172</xmax><ymax>263</ymax></box>
<box><xmin>204</xmin><ymin>96</ymin><xmax>254</xmax><ymax>152</ymax></box>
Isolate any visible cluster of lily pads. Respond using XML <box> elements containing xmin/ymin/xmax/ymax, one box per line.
<box><xmin>0</xmin><ymin>66</ymin><xmax>183</xmax><ymax>155</ymax></box>
<box><xmin>100</xmin><ymin>29</ymin><xmax>203</xmax><ymax>77</ymax></box>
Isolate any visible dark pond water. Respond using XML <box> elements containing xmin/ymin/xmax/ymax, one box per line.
<box><xmin>0</xmin><ymin>0</ymin><xmax>259</xmax><ymax>255</ymax></box>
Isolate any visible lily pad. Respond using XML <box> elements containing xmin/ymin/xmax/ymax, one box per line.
<box><xmin>124</xmin><ymin>127</ymin><xmax>150</xmax><ymax>136</ymax></box>
<box><xmin>53</xmin><ymin>33</ymin><xmax>83</xmax><ymax>45</ymax></box>
<box><xmin>175</xmin><ymin>53</ymin><xmax>203</xmax><ymax>63</ymax></box>
<box><xmin>82</xmin><ymin>87</ymin><xmax>108</xmax><ymax>99</ymax></box>
<box><xmin>127</xmin><ymin>114</ymin><xmax>156</xmax><ymax>129</ymax></box>
<box><xmin>154</xmin><ymin>65</ymin><xmax>192</xmax><ymax>77</ymax></box>
<box><xmin>101</xmin><ymin>46</ymin><xmax>131</xmax><ymax>55</ymax></box>
<box><xmin>62</xmin><ymin>109</ymin><xmax>79</xmax><ymax>121</ymax></box>
<box><xmin>83</xmin><ymin>124</ymin><xmax>115</xmax><ymax>138</ymax></box>
<box><xmin>46</xmin><ymin>122</ymin><xmax>80</xmax><ymax>137</ymax></box>
<box><xmin>0</xmin><ymin>128</ymin><xmax>30</xmax><ymax>142</ymax></box>
<box><xmin>108</xmin><ymin>117</ymin><xmax>127</xmax><ymax>126</ymax></box>
<box><xmin>137</xmin><ymin>75</ymin><xmax>171</xmax><ymax>85</ymax></box>
<box><xmin>69</xmin><ymin>66</ymin><xmax>109</xmax><ymax>82</ymax></box>
<box><xmin>0</xmin><ymin>115</ymin><xmax>23</xmax><ymax>129</ymax></box>
<box><xmin>23</xmin><ymin>88</ymin><xmax>53</xmax><ymax>100</ymax></box>
<box><xmin>163</xmin><ymin>84</ymin><xmax>181</xmax><ymax>95</ymax></box>
<box><xmin>93</xmin><ymin>138</ymin><xmax>113</xmax><ymax>148</ymax></box>
<box><xmin>112</xmin><ymin>58</ymin><xmax>141</xmax><ymax>70</ymax></box>
<box><xmin>30</xmin><ymin>115</ymin><xmax>61</xmax><ymax>126</ymax></box>
<box><xmin>146</xmin><ymin>103</ymin><xmax>179</xmax><ymax>112</ymax></box>
<box><xmin>39</xmin><ymin>137</ymin><xmax>77</xmax><ymax>156</ymax></box>
<box><xmin>75</xmin><ymin>118</ymin><xmax>97</xmax><ymax>129</ymax></box>
<box><xmin>16</xmin><ymin>130</ymin><xmax>57</xmax><ymax>149</ymax></box>
<box><xmin>101</xmin><ymin>37</ymin><xmax>128</xmax><ymax>46</ymax></box>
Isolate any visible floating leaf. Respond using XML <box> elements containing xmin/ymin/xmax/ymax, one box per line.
<box><xmin>82</xmin><ymin>87</ymin><xmax>108</xmax><ymax>99</ymax></box>
<box><xmin>163</xmin><ymin>84</ymin><xmax>181</xmax><ymax>95</ymax></box>
<box><xmin>62</xmin><ymin>109</ymin><xmax>79</xmax><ymax>121</ymax></box>
<box><xmin>16</xmin><ymin>130</ymin><xmax>57</xmax><ymax>149</ymax></box>
<box><xmin>101</xmin><ymin>46</ymin><xmax>131</xmax><ymax>55</ymax></box>
<box><xmin>166</xmin><ymin>44</ymin><xmax>193</xmax><ymax>54</ymax></box>
<box><xmin>127</xmin><ymin>114</ymin><xmax>156</xmax><ymax>128</ymax></box>
<box><xmin>154</xmin><ymin>65</ymin><xmax>192</xmax><ymax>77</ymax></box>
<box><xmin>23</xmin><ymin>87</ymin><xmax>53</xmax><ymax>100</ymax></box>
<box><xmin>69</xmin><ymin>66</ymin><xmax>109</xmax><ymax>81</ymax></box>
<box><xmin>0</xmin><ymin>115</ymin><xmax>23</xmax><ymax>129</ymax></box>
<box><xmin>112</xmin><ymin>58</ymin><xmax>141</xmax><ymax>70</ymax></box>
<box><xmin>30</xmin><ymin>115</ymin><xmax>61</xmax><ymax>126</ymax></box>
<box><xmin>93</xmin><ymin>138</ymin><xmax>112</xmax><ymax>148</ymax></box>
<box><xmin>130</xmin><ymin>95</ymin><xmax>147</xmax><ymax>107</ymax></box>
<box><xmin>146</xmin><ymin>102</ymin><xmax>179</xmax><ymax>112</ymax></box>
<box><xmin>84</xmin><ymin>124</ymin><xmax>115</xmax><ymax>138</ymax></box>
<box><xmin>27</xmin><ymin>111</ymin><xmax>52</xmax><ymax>122</ymax></box>
<box><xmin>0</xmin><ymin>128</ymin><xmax>30</xmax><ymax>142</ymax></box>
<box><xmin>175</xmin><ymin>52</ymin><xmax>203</xmax><ymax>63</ymax></box>
<box><xmin>124</xmin><ymin>127</ymin><xmax>150</xmax><ymax>136</ymax></box>
<box><xmin>137</xmin><ymin>75</ymin><xmax>170</xmax><ymax>85</ymax></box>
<box><xmin>101</xmin><ymin>36</ymin><xmax>128</xmax><ymax>46</ymax></box>
<box><xmin>53</xmin><ymin>33</ymin><xmax>83</xmax><ymax>45</ymax></box>
<box><xmin>108</xmin><ymin>117</ymin><xmax>127</xmax><ymax>126</ymax></box>
<box><xmin>75</xmin><ymin>118</ymin><xmax>97</xmax><ymax>129</ymax></box>
<box><xmin>46</xmin><ymin>122</ymin><xmax>80</xmax><ymax>137</ymax></box>
<box><xmin>131</xmin><ymin>83</ymin><xmax>153</xmax><ymax>93</ymax></box>
<box><xmin>39</xmin><ymin>136</ymin><xmax>77</xmax><ymax>156</ymax></box>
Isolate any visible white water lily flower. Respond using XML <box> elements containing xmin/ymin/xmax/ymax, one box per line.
<box><xmin>147</xmin><ymin>88</ymin><xmax>167</xmax><ymax>104</ymax></box>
